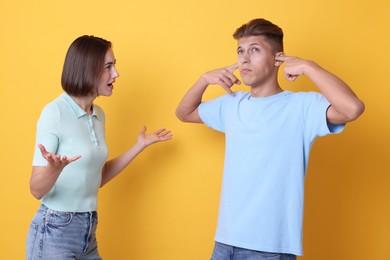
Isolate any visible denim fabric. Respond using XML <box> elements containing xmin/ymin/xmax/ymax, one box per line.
<box><xmin>211</xmin><ymin>242</ymin><xmax>297</xmax><ymax>260</ymax></box>
<box><xmin>26</xmin><ymin>204</ymin><xmax>101</xmax><ymax>260</ymax></box>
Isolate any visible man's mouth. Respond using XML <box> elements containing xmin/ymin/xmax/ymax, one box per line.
<box><xmin>241</xmin><ymin>68</ymin><xmax>251</xmax><ymax>74</ymax></box>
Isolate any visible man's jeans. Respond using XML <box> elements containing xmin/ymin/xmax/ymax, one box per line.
<box><xmin>211</xmin><ymin>242</ymin><xmax>297</xmax><ymax>260</ymax></box>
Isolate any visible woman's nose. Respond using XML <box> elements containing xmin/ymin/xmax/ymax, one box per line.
<box><xmin>113</xmin><ymin>67</ymin><xmax>119</xmax><ymax>78</ymax></box>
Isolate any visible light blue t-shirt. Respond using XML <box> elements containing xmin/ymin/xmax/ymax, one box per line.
<box><xmin>32</xmin><ymin>94</ymin><xmax>108</xmax><ymax>212</ymax></box>
<box><xmin>199</xmin><ymin>91</ymin><xmax>344</xmax><ymax>256</ymax></box>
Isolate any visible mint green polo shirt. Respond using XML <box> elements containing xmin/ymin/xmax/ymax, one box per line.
<box><xmin>32</xmin><ymin>93</ymin><xmax>108</xmax><ymax>212</ymax></box>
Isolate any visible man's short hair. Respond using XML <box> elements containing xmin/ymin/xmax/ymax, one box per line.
<box><xmin>233</xmin><ymin>18</ymin><xmax>284</xmax><ymax>52</ymax></box>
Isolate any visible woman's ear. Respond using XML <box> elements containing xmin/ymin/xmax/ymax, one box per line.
<box><xmin>274</xmin><ymin>52</ymin><xmax>285</xmax><ymax>67</ymax></box>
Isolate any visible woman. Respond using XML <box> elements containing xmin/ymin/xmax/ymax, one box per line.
<box><xmin>26</xmin><ymin>35</ymin><xmax>172</xmax><ymax>259</ymax></box>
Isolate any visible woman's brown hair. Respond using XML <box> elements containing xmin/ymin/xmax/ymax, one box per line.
<box><xmin>61</xmin><ymin>35</ymin><xmax>111</xmax><ymax>96</ymax></box>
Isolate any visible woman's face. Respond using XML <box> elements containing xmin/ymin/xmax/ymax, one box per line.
<box><xmin>97</xmin><ymin>48</ymin><xmax>119</xmax><ymax>97</ymax></box>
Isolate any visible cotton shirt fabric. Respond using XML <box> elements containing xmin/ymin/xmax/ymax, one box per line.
<box><xmin>32</xmin><ymin>94</ymin><xmax>108</xmax><ymax>212</ymax></box>
<box><xmin>198</xmin><ymin>91</ymin><xmax>344</xmax><ymax>256</ymax></box>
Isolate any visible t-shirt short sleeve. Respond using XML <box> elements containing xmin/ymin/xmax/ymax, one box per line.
<box><xmin>199</xmin><ymin>93</ymin><xmax>235</xmax><ymax>133</ymax></box>
<box><xmin>32</xmin><ymin>103</ymin><xmax>60</xmax><ymax>166</ymax></box>
<box><xmin>303</xmin><ymin>92</ymin><xmax>345</xmax><ymax>140</ymax></box>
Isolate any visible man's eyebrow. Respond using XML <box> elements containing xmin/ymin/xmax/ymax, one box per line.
<box><xmin>237</xmin><ymin>42</ymin><xmax>262</xmax><ymax>51</ymax></box>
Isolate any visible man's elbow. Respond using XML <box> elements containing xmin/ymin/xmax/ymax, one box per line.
<box><xmin>350</xmin><ymin>100</ymin><xmax>366</xmax><ymax>121</ymax></box>
<box><xmin>175</xmin><ymin>109</ymin><xmax>186</xmax><ymax>122</ymax></box>
<box><xmin>175</xmin><ymin>109</ymin><xmax>192</xmax><ymax>122</ymax></box>
<box><xmin>345</xmin><ymin>100</ymin><xmax>365</xmax><ymax>122</ymax></box>
<box><xmin>175</xmin><ymin>109</ymin><xmax>202</xmax><ymax>123</ymax></box>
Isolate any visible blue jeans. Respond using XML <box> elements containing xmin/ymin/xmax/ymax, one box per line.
<box><xmin>26</xmin><ymin>204</ymin><xmax>101</xmax><ymax>260</ymax></box>
<box><xmin>211</xmin><ymin>242</ymin><xmax>297</xmax><ymax>260</ymax></box>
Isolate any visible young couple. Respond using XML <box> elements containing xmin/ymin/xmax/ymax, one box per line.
<box><xmin>27</xmin><ymin>18</ymin><xmax>364</xmax><ymax>260</ymax></box>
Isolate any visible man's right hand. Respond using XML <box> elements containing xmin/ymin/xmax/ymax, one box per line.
<box><xmin>201</xmin><ymin>64</ymin><xmax>241</xmax><ymax>94</ymax></box>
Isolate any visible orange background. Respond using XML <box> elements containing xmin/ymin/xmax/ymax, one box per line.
<box><xmin>1</xmin><ymin>0</ymin><xmax>389</xmax><ymax>259</ymax></box>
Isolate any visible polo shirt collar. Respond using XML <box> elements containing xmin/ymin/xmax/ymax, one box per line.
<box><xmin>61</xmin><ymin>93</ymin><xmax>100</xmax><ymax>120</ymax></box>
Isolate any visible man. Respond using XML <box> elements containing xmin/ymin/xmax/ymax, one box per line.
<box><xmin>176</xmin><ymin>18</ymin><xmax>364</xmax><ymax>259</ymax></box>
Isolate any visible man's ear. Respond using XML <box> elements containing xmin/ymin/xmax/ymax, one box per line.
<box><xmin>274</xmin><ymin>52</ymin><xmax>285</xmax><ymax>67</ymax></box>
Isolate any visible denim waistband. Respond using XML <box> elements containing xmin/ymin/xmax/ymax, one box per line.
<box><xmin>38</xmin><ymin>204</ymin><xmax>97</xmax><ymax>217</ymax></box>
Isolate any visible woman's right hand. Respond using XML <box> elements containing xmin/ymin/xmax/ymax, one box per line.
<box><xmin>37</xmin><ymin>144</ymin><xmax>81</xmax><ymax>170</ymax></box>
<box><xmin>29</xmin><ymin>145</ymin><xmax>81</xmax><ymax>199</ymax></box>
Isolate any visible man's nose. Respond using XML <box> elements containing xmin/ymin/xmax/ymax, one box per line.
<box><xmin>239</xmin><ymin>52</ymin><xmax>249</xmax><ymax>65</ymax></box>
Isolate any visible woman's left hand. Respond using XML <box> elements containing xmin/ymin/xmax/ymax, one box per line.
<box><xmin>137</xmin><ymin>126</ymin><xmax>172</xmax><ymax>148</ymax></box>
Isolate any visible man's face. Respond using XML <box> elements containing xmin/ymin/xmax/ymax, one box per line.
<box><xmin>237</xmin><ymin>35</ymin><xmax>279</xmax><ymax>88</ymax></box>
